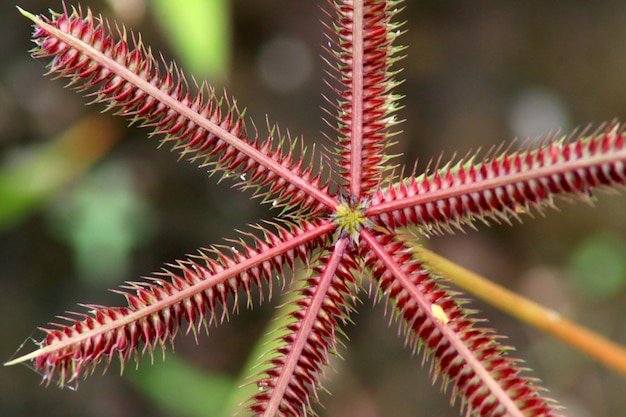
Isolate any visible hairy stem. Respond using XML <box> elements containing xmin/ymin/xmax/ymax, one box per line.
<box><xmin>5</xmin><ymin>222</ymin><xmax>335</xmax><ymax>368</ymax></box>
<box><xmin>18</xmin><ymin>6</ymin><xmax>338</xmax><ymax>212</ymax></box>
<box><xmin>362</xmin><ymin>230</ymin><xmax>527</xmax><ymax>417</ymax></box>
<box><xmin>349</xmin><ymin>1</ymin><xmax>364</xmax><ymax>198</ymax></box>
<box><xmin>367</xmin><ymin>126</ymin><xmax>626</xmax><ymax>229</ymax></box>
<box><xmin>261</xmin><ymin>238</ymin><xmax>349</xmax><ymax>417</ymax></box>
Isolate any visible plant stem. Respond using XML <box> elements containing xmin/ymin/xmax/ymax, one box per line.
<box><xmin>411</xmin><ymin>244</ymin><xmax>626</xmax><ymax>376</ymax></box>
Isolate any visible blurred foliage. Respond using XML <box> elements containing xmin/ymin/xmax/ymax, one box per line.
<box><xmin>151</xmin><ymin>0</ymin><xmax>230</xmax><ymax>81</ymax></box>
<box><xmin>126</xmin><ymin>355</ymin><xmax>235</xmax><ymax>417</ymax></box>
<box><xmin>569</xmin><ymin>233</ymin><xmax>626</xmax><ymax>301</ymax></box>
<box><xmin>46</xmin><ymin>161</ymin><xmax>155</xmax><ymax>284</ymax></box>
<box><xmin>0</xmin><ymin>115</ymin><xmax>120</xmax><ymax>229</ymax></box>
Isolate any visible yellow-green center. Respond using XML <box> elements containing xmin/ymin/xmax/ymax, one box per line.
<box><xmin>333</xmin><ymin>203</ymin><xmax>367</xmax><ymax>240</ymax></box>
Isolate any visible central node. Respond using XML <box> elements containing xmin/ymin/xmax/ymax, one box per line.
<box><xmin>332</xmin><ymin>198</ymin><xmax>369</xmax><ymax>241</ymax></box>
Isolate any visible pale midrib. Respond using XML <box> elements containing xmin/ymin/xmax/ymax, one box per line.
<box><xmin>349</xmin><ymin>2</ymin><xmax>365</xmax><ymax>198</ymax></box>
<box><xmin>361</xmin><ymin>230</ymin><xmax>526</xmax><ymax>417</ymax></box>
<box><xmin>28</xmin><ymin>11</ymin><xmax>337</xmax><ymax>210</ymax></box>
<box><xmin>6</xmin><ymin>222</ymin><xmax>335</xmax><ymax>366</ymax></box>
<box><xmin>367</xmin><ymin>148</ymin><xmax>626</xmax><ymax>216</ymax></box>
<box><xmin>262</xmin><ymin>238</ymin><xmax>348</xmax><ymax>417</ymax></box>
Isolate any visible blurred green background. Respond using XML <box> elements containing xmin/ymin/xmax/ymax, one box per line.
<box><xmin>1</xmin><ymin>1</ymin><xmax>625</xmax><ymax>416</ymax></box>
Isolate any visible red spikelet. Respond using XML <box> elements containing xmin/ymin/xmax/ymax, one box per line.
<box><xmin>20</xmin><ymin>220</ymin><xmax>332</xmax><ymax>388</ymax></box>
<box><xmin>363</xmin><ymin>231</ymin><xmax>562</xmax><ymax>417</ymax></box>
<box><xmin>322</xmin><ymin>0</ymin><xmax>404</xmax><ymax>198</ymax></box>
<box><xmin>26</xmin><ymin>4</ymin><xmax>335</xmax><ymax>215</ymax></box>
<box><xmin>369</xmin><ymin>124</ymin><xmax>626</xmax><ymax>234</ymax></box>
<box><xmin>250</xmin><ymin>241</ymin><xmax>359</xmax><ymax>416</ymax></box>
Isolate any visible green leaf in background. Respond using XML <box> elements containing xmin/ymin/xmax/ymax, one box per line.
<box><xmin>0</xmin><ymin>115</ymin><xmax>121</xmax><ymax>230</ymax></box>
<box><xmin>570</xmin><ymin>232</ymin><xmax>626</xmax><ymax>301</ymax></box>
<box><xmin>47</xmin><ymin>161</ymin><xmax>155</xmax><ymax>285</ymax></box>
<box><xmin>125</xmin><ymin>354</ymin><xmax>236</xmax><ymax>417</ymax></box>
<box><xmin>151</xmin><ymin>0</ymin><xmax>230</xmax><ymax>81</ymax></box>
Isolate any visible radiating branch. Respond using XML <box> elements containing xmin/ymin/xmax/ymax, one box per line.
<box><xmin>411</xmin><ymin>243</ymin><xmax>626</xmax><ymax>376</ymax></box>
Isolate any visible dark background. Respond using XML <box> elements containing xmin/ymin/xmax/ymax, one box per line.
<box><xmin>1</xmin><ymin>1</ymin><xmax>625</xmax><ymax>416</ymax></box>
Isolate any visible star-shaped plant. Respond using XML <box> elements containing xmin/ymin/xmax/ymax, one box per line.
<box><xmin>7</xmin><ymin>1</ymin><xmax>626</xmax><ymax>416</ymax></box>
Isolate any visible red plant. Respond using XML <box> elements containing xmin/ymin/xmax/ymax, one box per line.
<box><xmin>7</xmin><ymin>1</ymin><xmax>626</xmax><ymax>416</ymax></box>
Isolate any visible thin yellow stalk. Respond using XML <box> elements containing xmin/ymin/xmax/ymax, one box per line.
<box><xmin>409</xmin><ymin>242</ymin><xmax>626</xmax><ymax>376</ymax></box>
